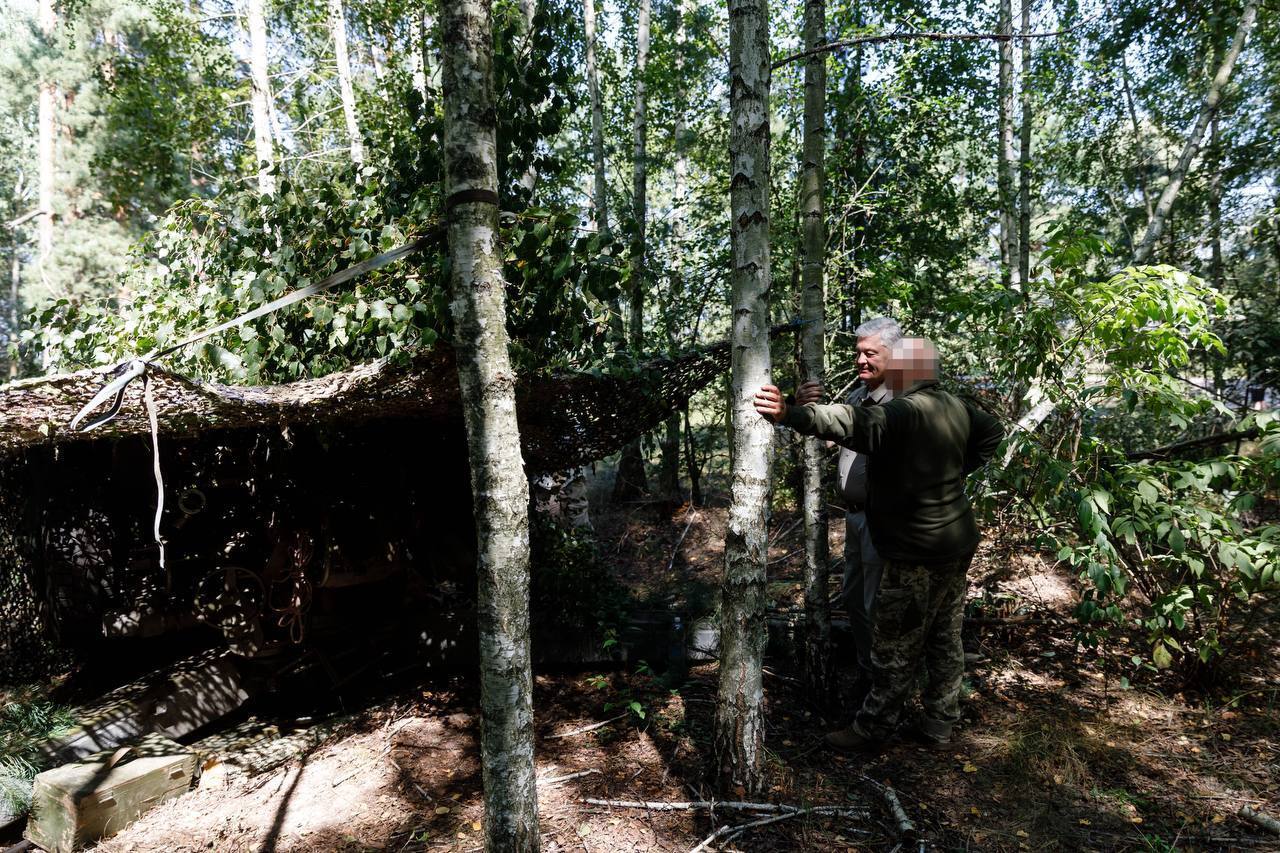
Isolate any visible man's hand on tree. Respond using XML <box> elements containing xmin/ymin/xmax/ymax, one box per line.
<box><xmin>794</xmin><ymin>380</ymin><xmax>825</xmax><ymax>406</ymax></box>
<box><xmin>754</xmin><ymin>384</ymin><xmax>788</xmax><ymax>423</ymax></box>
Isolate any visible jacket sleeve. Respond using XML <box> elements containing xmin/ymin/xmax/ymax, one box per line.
<box><xmin>963</xmin><ymin>401</ymin><xmax>1005</xmax><ymax>475</ymax></box>
<box><xmin>781</xmin><ymin>401</ymin><xmax>890</xmax><ymax>453</ymax></box>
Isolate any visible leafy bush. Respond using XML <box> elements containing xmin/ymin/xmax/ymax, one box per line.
<box><xmin>967</xmin><ymin>225</ymin><xmax>1279</xmax><ymax>679</ymax></box>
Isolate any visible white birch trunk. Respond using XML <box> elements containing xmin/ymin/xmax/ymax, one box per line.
<box><xmin>997</xmin><ymin>0</ymin><xmax>1017</xmax><ymax>288</ymax></box>
<box><xmin>798</xmin><ymin>0</ymin><xmax>831</xmax><ymax>703</ymax></box>
<box><xmin>413</xmin><ymin>11</ymin><xmax>432</xmax><ymax>104</ymax></box>
<box><xmin>328</xmin><ymin>0</ymin><xmax>364</xmax><ymax>165</ymax></box>
<box><xmin>1133</xmin><ymin>0</ymin><xmax>1258</xmax><ymax>264</ymax></box>
<box><xmin>441</xmin><ymin>0</ymin><xmax>539</xmax><ymax>846</ymax></box>
<box><xmin>247</xmin><ymin>0</ymin><xmax>276</xmax><ymax>194</ymax></box>
<box><xmin>37</xmin><ymin>0</ymin><xmax>56</xmax><ymax>282</ymax></box>
<box><xmin>714</xmin><ymin>0</ymin><xmax>773</xmax><ymax>795</ymax></box>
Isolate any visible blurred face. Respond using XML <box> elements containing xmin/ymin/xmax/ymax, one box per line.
<box><xmin>856</xmin><ymin>334</ymin><xmax>891</xmax><ymax>389</ymax></box>
<box><xmin>887</xmin><ymin>338</ymin><xmax>940</xmax><ymax>390</ymax></box>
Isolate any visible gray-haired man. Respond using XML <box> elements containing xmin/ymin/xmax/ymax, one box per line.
<box><xmin>795</xmin><ymin>316</ymin><xmax>902</xmax><ymax>706</ymax></box>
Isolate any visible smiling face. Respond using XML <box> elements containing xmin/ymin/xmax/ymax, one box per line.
<box><xmin>856</xmin><ymin>334</ymin><xmax>892</xmax><ymax>389</ymax></box>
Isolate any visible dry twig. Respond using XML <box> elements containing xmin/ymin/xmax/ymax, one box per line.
<box><xmin>545</xmin><ymin>713</ymin><xmax>628</xmax><ymax>740</ymax></box>
<box><xmin>1240</xmin><ymin>806</ymin><xmax>1280</xmax><ymax>836</ymax></box>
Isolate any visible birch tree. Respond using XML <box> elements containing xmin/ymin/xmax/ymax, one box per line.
<box><xmin>714</xmin><ymin>0</ymin><xmax>773</xmax><ymax>795</ymax></box>
<box><xmin>613</xmin><ymin>0</ymin><xmax>651</xmax><ymax>501</ymax></box>
<box><xmin>441</xmin><ymin>0</ymin><xmax>539</xmax><ymax>846</ymax></box>
<box><xmin>798</xmin><ymin>0</ymin><xmax>831</xmax><ymax>702</ymax></box>
<box><xmin>1133</xmin><ymin>0</ymin><xmax>1258</xmax><ymax>264</ymax></box>
<box><xmin>328</xmin><ymin>0</ymin><xmax>364</xmax><ymax>165</ymax></box>
<box><xmin>247</xmin><ymin>0</ymin><xmax>276</xmax><ymax>194</ymax></box>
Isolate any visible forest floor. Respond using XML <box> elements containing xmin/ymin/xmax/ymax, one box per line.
<box><xmin>81</xmin><ymin>498</ymin><xmax>1280</xmax><ymax>852</ymax></box>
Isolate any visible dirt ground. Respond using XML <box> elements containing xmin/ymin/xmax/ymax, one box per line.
<box><xmin>89</xmin><ymin>499</ymin><xmax>1280</xmax><ymax>852</ymax></box>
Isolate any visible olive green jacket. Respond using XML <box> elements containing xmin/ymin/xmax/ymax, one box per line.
<box><xmin>781</xmin><ymin>380</ymin><xmax>1004</xmax><ymax>563</ymax></box>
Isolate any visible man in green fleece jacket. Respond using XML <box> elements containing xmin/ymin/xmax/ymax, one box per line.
<box><xmin>755</xmin><ymin>338</ymin><xmax>1004</xmax><ymax>751</ymax></box>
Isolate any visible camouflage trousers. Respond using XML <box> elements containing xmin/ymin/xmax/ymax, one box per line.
<box><xmin>851</xmin><ymin>552</ymin><xmax>973</xmax><ymax>742</ymax></box>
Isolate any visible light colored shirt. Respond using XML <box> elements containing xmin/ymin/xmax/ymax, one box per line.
<box><xmin>837</xmin><ymin>382</ymin><xmax>892</xmax><ymax>507</ymax></box>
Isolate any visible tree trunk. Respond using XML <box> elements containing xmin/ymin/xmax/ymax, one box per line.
<box><xmin>440</xmin><ymin>0</ymin><xmax>539</xmax><ymax>846</ymax></box>
<box><xmin>798</xmin><ymin>0</ymin><xmax>832</xmax><ymax>705</ymax></box>
<box><xmin>583</xmin><ymin>0</ymin><xmax>624</xmax><ymax>340</ymax></box>
<box><xmin>247</xmin><ymin>0</ymin><xmax>276</xmax><ymax>194</ymax></box>
<box><xmin>1208</xmin><ymin>10</ymin><xmax>1225</xmax><ymax>294</ymax></box>
<box><xmin>614</xmin><ymin>0</ymin><xmax>652</xmax><ymax>502</ymax></box>
<box><xmin>997</xmin><ymin>0</ymin><xmax>1017</xmax><ymax>288</ymax></box>
<box><xmin>658</xmin><ymin>0</ymin><xmax>689</xmax><ymax>504</ymax></box>
<box><xmin>584</xmin><ymin>0</ymin><xmax>609</xmax><ymax>236</ymax></box>
<box><xmin>8</xmin><ymin>226</ymin><xmax>19</xmax><ymax>379</ymax></box>
<box><xmin>412</xmin><ymin>11</ymin><xmax>432</xmax><ymax>103</ymax></box>
<box><xmin>683</xmin><ymin>406</ymin><xmax>704</xmax><ymax>507</ymax></box>
<box><xmin>714</xmin><ymin>0</ymin><xmax>773</xmax><ymax>796</ymax></box>
<box><xmin>329</xmin><ymin>0</ymin><xmax>364</xmax><ymax>165</ymax></box>
<box><xmin>1133</xmin><ymin>0</ymin><xmax>1258</xmax><ymax>264</ymax></box>
<box><xmin>1017</xmin><ymin>0</ymin><xmax>1032</xmax><ymax>295</ymax></box>
<box><xmin>37</xmin><ymin>0</ymin><xmax>56</xmax><ymax>284</ymax></box>
<box><xmin>1120</xmin><ymin>56</ymin><xmax>1153</xmax><ymax>223</ymax></box>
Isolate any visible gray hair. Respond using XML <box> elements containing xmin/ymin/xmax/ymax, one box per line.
<box><xmin>854</xmin><ymin>317</ymin><xmax>902</xmax><ymax>349</ymax></box>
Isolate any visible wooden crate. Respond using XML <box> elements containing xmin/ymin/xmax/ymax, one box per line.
<box><xmin>25</xmin><ymin>733</ymin><xmax>196</xmax><ymax>853</ymax></box>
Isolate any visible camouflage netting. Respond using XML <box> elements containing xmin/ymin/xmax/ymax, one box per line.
<box><xmin>0</xmin><ymin>345</ymin><xmax>731</xmax><ymax>470</ymax></box>
<box><xmin>0</xmin><ymin>341</ymin><xmax>737</xmax><ymax>681</ymax></box>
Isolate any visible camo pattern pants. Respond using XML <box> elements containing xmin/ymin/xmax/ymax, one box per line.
<box><xmin>852</xmin><ymin>552</ymin><xmax>973</xmax><ymax>741</ymax></box>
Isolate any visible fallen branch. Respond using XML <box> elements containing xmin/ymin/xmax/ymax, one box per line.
<box><xmin>545</xmin><ymin>712</ymin><xmax>627</xmax><ymax>740</ymax></box>
<box><xmin>689</xmin><ymin>823</ymin><xmax>732</xmax><ymax>853</ymax></box>
<box><xmin>538</xmin><ymin>768</ymin><xmax>602</xmax><ymax>786</ymax></box>
<box><xmin>584</xmin><ymin>798</ymin><xmax>869</xmax><ymax>817</ymax></box>
<box><xmin>1240</xmin><ymin>805</ymin><xmax>1280</xmax><ymax>836</ymax></box>
<box><xmin>1127</xmin><ymin>428</ymin><xmax>1260</xmax><ymax>461</ymax></box>
<box><xmin>859</xmin><ymin>778</ymin><xmax>917</xmax><ymax>841</ymax></box>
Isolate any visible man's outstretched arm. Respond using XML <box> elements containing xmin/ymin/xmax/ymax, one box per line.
<box><xmin>754</xmin><ymin>384</ymin><xmax>888</xmax><ymax>452</ymax></box>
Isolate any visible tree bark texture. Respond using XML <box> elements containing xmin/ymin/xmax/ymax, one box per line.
<box><xmin>37</xmin><ymin>0</ymin><xmax>56</xmax><ymax>281</ymax></box>
<box><xmin>798</xmin><ymin>0</ymin><xmax>831</xmax><ymax>704</ymax></box>
<box><xmin>1133</xmin><ymin>0</ymin><xmax>1258</xmax><ymax>264</ymax></box>
<box><xmin>658</xmin><ymin>0</ymin><xmax>690</xmax><ymax>503</ymax></box>
<box><xmin>1120</xmin><ymin>56</ymin><xmax>1152</xmax><ymax>222</ymax></box>
<box><xmin>247</xmin><ymin>0</ymin><xmax>277</xmax><ymax>194</ymax></box>
<box><xmin>614</xmin><ymin>0</ymin><xmax>652</xmax><ymax>502</ymax></box>
<box><xmin>1017</xmin><ymin>0</ymin><xmax>1032</xmax><ymax>294</ymax></box>
<box><xmin>440</xmin><ymin>0</ymin><xmax>539</xmax><ymax>847</ymax></box>
<box><xmin>8</xmin><ymin>227</ymin><xmax>19</xmax><ymax>379</ymax></box>
<box><xmin>329</xmin><ymin>0</ymin><xmax>364</xmax><ymax>165</ymax></box>
<box><xmin>714</xmin><ymin>0</ymin><xmax>774</xmax><ymax>795</ymax></box>
<box><xmin>584</xmin><ymin>0</ymin><xmax>609</xmax><ymax>236</ymax></box>
<box><xmin>1208</xmin><ymin>9</ymin><xmax>1225</xmax><ymax>292</ymax></box>
<box><xmin>629</xmin><ymin>0</ymin><xmax>650</xmax><ymax>352</ymax></box>
<box><xmin>997</xmin><ymin>0</ymin><xmax>1017</xmax><ymax>288</ymax></box>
